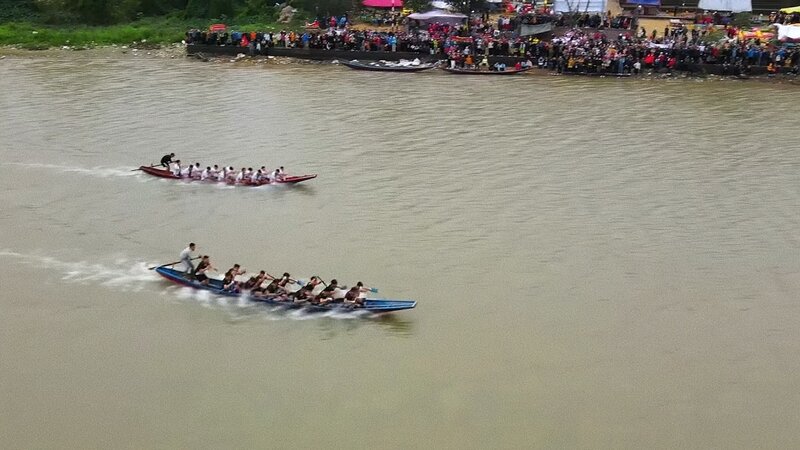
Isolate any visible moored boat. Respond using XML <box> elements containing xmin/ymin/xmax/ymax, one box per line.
<box><xmin>154</xmin><ymin>265</ymin><xmax>417</xmax><ymax>314</ymax></box>
<box><xmin>137</xmin><ymin>165</ymin><xmax>316</xmax><ymax>185</ymax></box>
<box><xmin>340</xmin><ymin>59</ymin><xmax>439</xmax><ymax>72</ymax></box>
<box><xmin>440</xmin><ymin>66</ymin><xmax>532</xmax><ymax>75</ymax></box>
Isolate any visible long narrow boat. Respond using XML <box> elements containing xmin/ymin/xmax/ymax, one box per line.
<box><xmin>155</xmin><ymin>265</ymin><xmax>417</xmax><ymax>314</ymax></box>
<box><xmin>340</xmin><ymin>59</ymin><xmax>439</xmax><ymax>72</ymax></box>
<box><xmin>560</xmin><ymin>71</ymin><xmax>633</xmax><ymax>78</ymax></box>
<box><xmin>440</xmin><ymin>66</ymin><xmax>532</xmax><ymax>75</ymax></box>
<box><xmin>138</xmin><ymin>166</ymin><xmax>317</xmax><ymax>185</ymax></box>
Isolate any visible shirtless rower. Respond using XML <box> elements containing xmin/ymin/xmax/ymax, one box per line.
<box><xmin>315</xmin><ymin>279</ymin><xmax>339</xmax><ymax>305</ymax></box>
<box><xmin>252</xmin><ymin>278</ymin><xmax>280</xmax><ymax>298</ymax></box>
<box><xmin>243</xmin><ymin>270</ymin><xmax>267</xmax><ymax>290</ymax></box>
<box><xmin>222</xmin><ymin>264</ymin><xmax>246</xmax><ymax>292</ymax></box>
<box><xmin>291</xmin><ymin>282</ymin><xmax>315</xmax><ymax>304</ymax></box>
<box><xmin>275</xmin><ymin>272</ymin><xmax>292</xmax><ymax>294</ymax></box>
<box><xmin>193</xmin><ymin>255</ymin><xmax>215</xmax><ymax>285</ymax></box>
<box><xmin>344</xmin><ymin>282</ymin><xmax>367</xmax><ymax>307</ymax></box>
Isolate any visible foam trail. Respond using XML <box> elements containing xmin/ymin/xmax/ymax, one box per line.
<box><xmin>0</xmin><ymin>249</ymin><xmax>371</xmax><ymax>322</ymax></box>
<box><xmin>3</xmin><ymin>162</ymin><xmax>140</xmax><ymax>179</ymax></box>
<box><xmin>0</xmin><ymin>249</ymin><xmax>156</xmax><ymax>291</ymax></box>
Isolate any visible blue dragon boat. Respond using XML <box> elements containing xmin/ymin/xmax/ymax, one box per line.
<box><xmin>155</xmin><ymin>265</ymin><xmax>416</xmax><ymax>314</ymax></box>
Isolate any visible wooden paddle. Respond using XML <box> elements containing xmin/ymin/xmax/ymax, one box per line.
<box><xmin>148</xmin><ymin>256</ymin><xmax>200</xmax><ymax>270</ymax></box>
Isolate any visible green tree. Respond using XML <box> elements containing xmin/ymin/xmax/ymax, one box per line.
<box><xmin>76</xmin><ymin>0</ymin><xmax>111</xmax><ymax>24</ymax></box>
<box><xmin>731</xmin><ymin>12</ymin><xmax>752</xmax><ymax>29</ymax></box>
<box><xmin>208</xmin><ymin>0</ymin><xmax>234</xmax><ymax>18</ymax></box>
<box><xmin>293</xmin><ymin>0</ymin><xmax>350</xmax><ymax>17</ymax></box>
<box><xmin>184</xmin><ymin>0</ymin><xmax>209</xmax><ymax>17</ymax></box>
<box><xmin>403</xmin><ymin>0</ymin><xmax>429</xmax><ymax>12</ymax></box>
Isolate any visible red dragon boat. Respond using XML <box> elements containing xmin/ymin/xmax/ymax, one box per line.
<box><xmin>138</xmin><ymin>166</ymin><xmax>317</xmax><ymax>185</ymax></box>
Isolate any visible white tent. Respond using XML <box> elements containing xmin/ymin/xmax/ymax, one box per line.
<box><xmin>407</xmin><ymin>10</ymin><xmax>468</xmax><ymax>25</ymax></box>
<box><xmin>775</xmin><ymin>23</ymin><xmax>800</xmax><ymax>40</ymax></box>
<box><xmin>553</xmin><ymin>0</ymin><xmax>606</xmax><ymax>13</ymax></box>
<box><xmin>697</xmin><ymin>0</ymin><xmax>752</xmax><ymax>12</ymax></box>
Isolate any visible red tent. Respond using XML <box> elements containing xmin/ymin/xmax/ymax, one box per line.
<box><xmin>362</xmin><ymin>0</ymin><xmax>403</xmax><ymax>8</ymax></box>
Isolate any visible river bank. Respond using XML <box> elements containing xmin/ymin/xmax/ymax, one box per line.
<box><xmin>2</xmin><ymin>44</ymin><xmax>797</xmax><ymax>86</ymax></box>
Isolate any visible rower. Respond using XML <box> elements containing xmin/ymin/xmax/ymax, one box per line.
<box><xmin>180</xmin><ymin>164</ymin><xmax>191</xmax><ymax>178</ymax></box>
<box><xmin>179</xmin><ymin>243</ymin><xmax>196</xmax><ymax>274</ymax></box>
<box><xmin>276</xmin><ymin>272</ymin><xmax>292</xmax><ymax>294</ymax></box>
<box><xmin>208</xmin><ymin>165</ymin><xmax>219</xmax><ymax>180</ymax></box>
<box><xmin>201</xmin><ymin>166</ymin><xmax>211</xmax><ymax>181</ymax></box>
<box><xmin>270</xmin><ymin>167</ymin><xmax>285</xmax><ymax>181</ymax></box>
<box><xmin>344</xmin><ymin>281</ymin><xmax>366</xmax><ymax>307</ymax></box>
<box><xmin>315</xmin><ymin>279</ymin><xmax>339</xmax><ymax>305</ymax></box>
<box><xmin>243</xmin><ymin>270</ymin><xmax>267</xmax><ymax>290</ymax></box>
<box><xmin>251</xmin><ymin>169</ymin><xmax>262</xmax><ymax>184</ymax></box>
<box><xmin>253</xmin><ymin>278</ymin><xmax>280</xmax><ymax>298</ymax></box>
<box><xmin>190</xmin><ymin>163</ymin><xmax>202</xmax><ymax>180</ymax></box>
<box><xmin>193</xmin><ymin>255</ymin><xmax>215</xmax><ymax>285</ymax></box>
<box><xmin>222</xmin><ymin>263</ymin><xmax>246</xmax><ymax>292</ymax></box>
<box><xmin>160</xmin><ymin>153</ymin><xmax>175</xmax><ymax>167</ymax></box>
<box><xmin>222</xmin><ymin>271</ymin><xmax>239</xmax><ymax>292</ymax></box>
<box><xmin>225</xmin><ymin>264</ymin><xmax>246</xmax><ymax>279</ymax></box>
<box><xmin>226</xmin><ymin>167</ymin><xmax>237</xmax><ymax>183</ymax></box>
<box><xmin>170</xmin><ymin>160</ymin><xmax>182</xmax><ymax>176</ymax></box>
<box><xmin>234</xmin><ymin>168</ymin><xmax>246</xmax><ymax>184</ymax></box>
<box><xmin>291</xmin><ymin>282</ymin><xmax>315</xmax><ymax>304</ymax></box>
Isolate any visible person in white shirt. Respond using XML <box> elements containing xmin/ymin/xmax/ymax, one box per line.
<box><xmin>234</xmin><ymin>168</ymin><xmax>246</xmax><ymax>184</ymax></box>
<box><xmin>208</xmin><ymin>165</ymin><xmax>219</xmax><ymax>180</ymax></box>
<box><xmin>180</xmin><ymin>165</ymin><xmax>191</xmax><ymax>178</ymax></box>
<box><xmin>200</xmin><ymin>166</ymin><xmax>210</xmax><ymax>181</ymax></box>
<box><xmin>171</xmin><ymin>160</ymin><xmax>182</xmax><ymax>177</ymax></box>
<box><xmin>179</xmin><ymin>243</ymin><xmax>196</xmax><ymax>274</ymax></box>
<box><xmin>190</xmin><ymin>163</ymin><xmax>202</xmax><ymax>180</ymax></box>
<box><xmin>251</xmin><ymin>169</ymin><xmax>262</xmax><ymax>184</ymax></box>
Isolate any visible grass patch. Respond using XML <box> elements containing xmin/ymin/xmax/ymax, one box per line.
<box><xmin>0</xmin><ymin>16</ymin><xmax>308</xmax><ymax>48</ymax></box>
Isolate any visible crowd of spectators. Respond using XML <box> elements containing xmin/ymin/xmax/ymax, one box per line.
<box><xmin>184</xmin><ymin>10</ymin><xmax>800</xmax><ymax>76</ymax></box>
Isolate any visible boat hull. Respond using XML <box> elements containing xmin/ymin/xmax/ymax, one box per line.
<box><xmin>340</xmin><ymin>60</ymin><xmax>438</xmax><ymax>72</ymax></box>
<box><xmin>441</xmin><ymin>67</ymin><xmax>531</xmax><ymax>75</ymax></box>
<box><xmin>154</xmin><ymin>266</ymin><xmax>416</xmax><ymax>313</ymax></box>
<box><xmin>138</xmin><ymin>166</ymin><xmax>316</xmax><ymax>185</ymax></box>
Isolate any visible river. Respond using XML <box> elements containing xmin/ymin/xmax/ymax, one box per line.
<box><xmin>1</xmin><ymin>53</ymin><xmax>799</xmax><ymax>448</ymax></box>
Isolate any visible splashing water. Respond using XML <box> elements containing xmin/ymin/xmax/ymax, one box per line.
<box><xmin>0</xmin><ymin>249</ymin><xmax>155</xmax><ymax>291</ymax></box>
<box><xmin>3</xmin><ymin>162</ymin><xmax>140</xmax><ymax>179</ymax></box>
<box><xmin>0</xmin><ymin>249</ymin><xmax>373</xmax><ymax>321</ymax></box>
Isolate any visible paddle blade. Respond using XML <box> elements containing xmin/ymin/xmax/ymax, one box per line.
<box><xmin>369</xmin><ymin>287</ymin><xmax>379</xmax><ymax>293</ymax></box>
